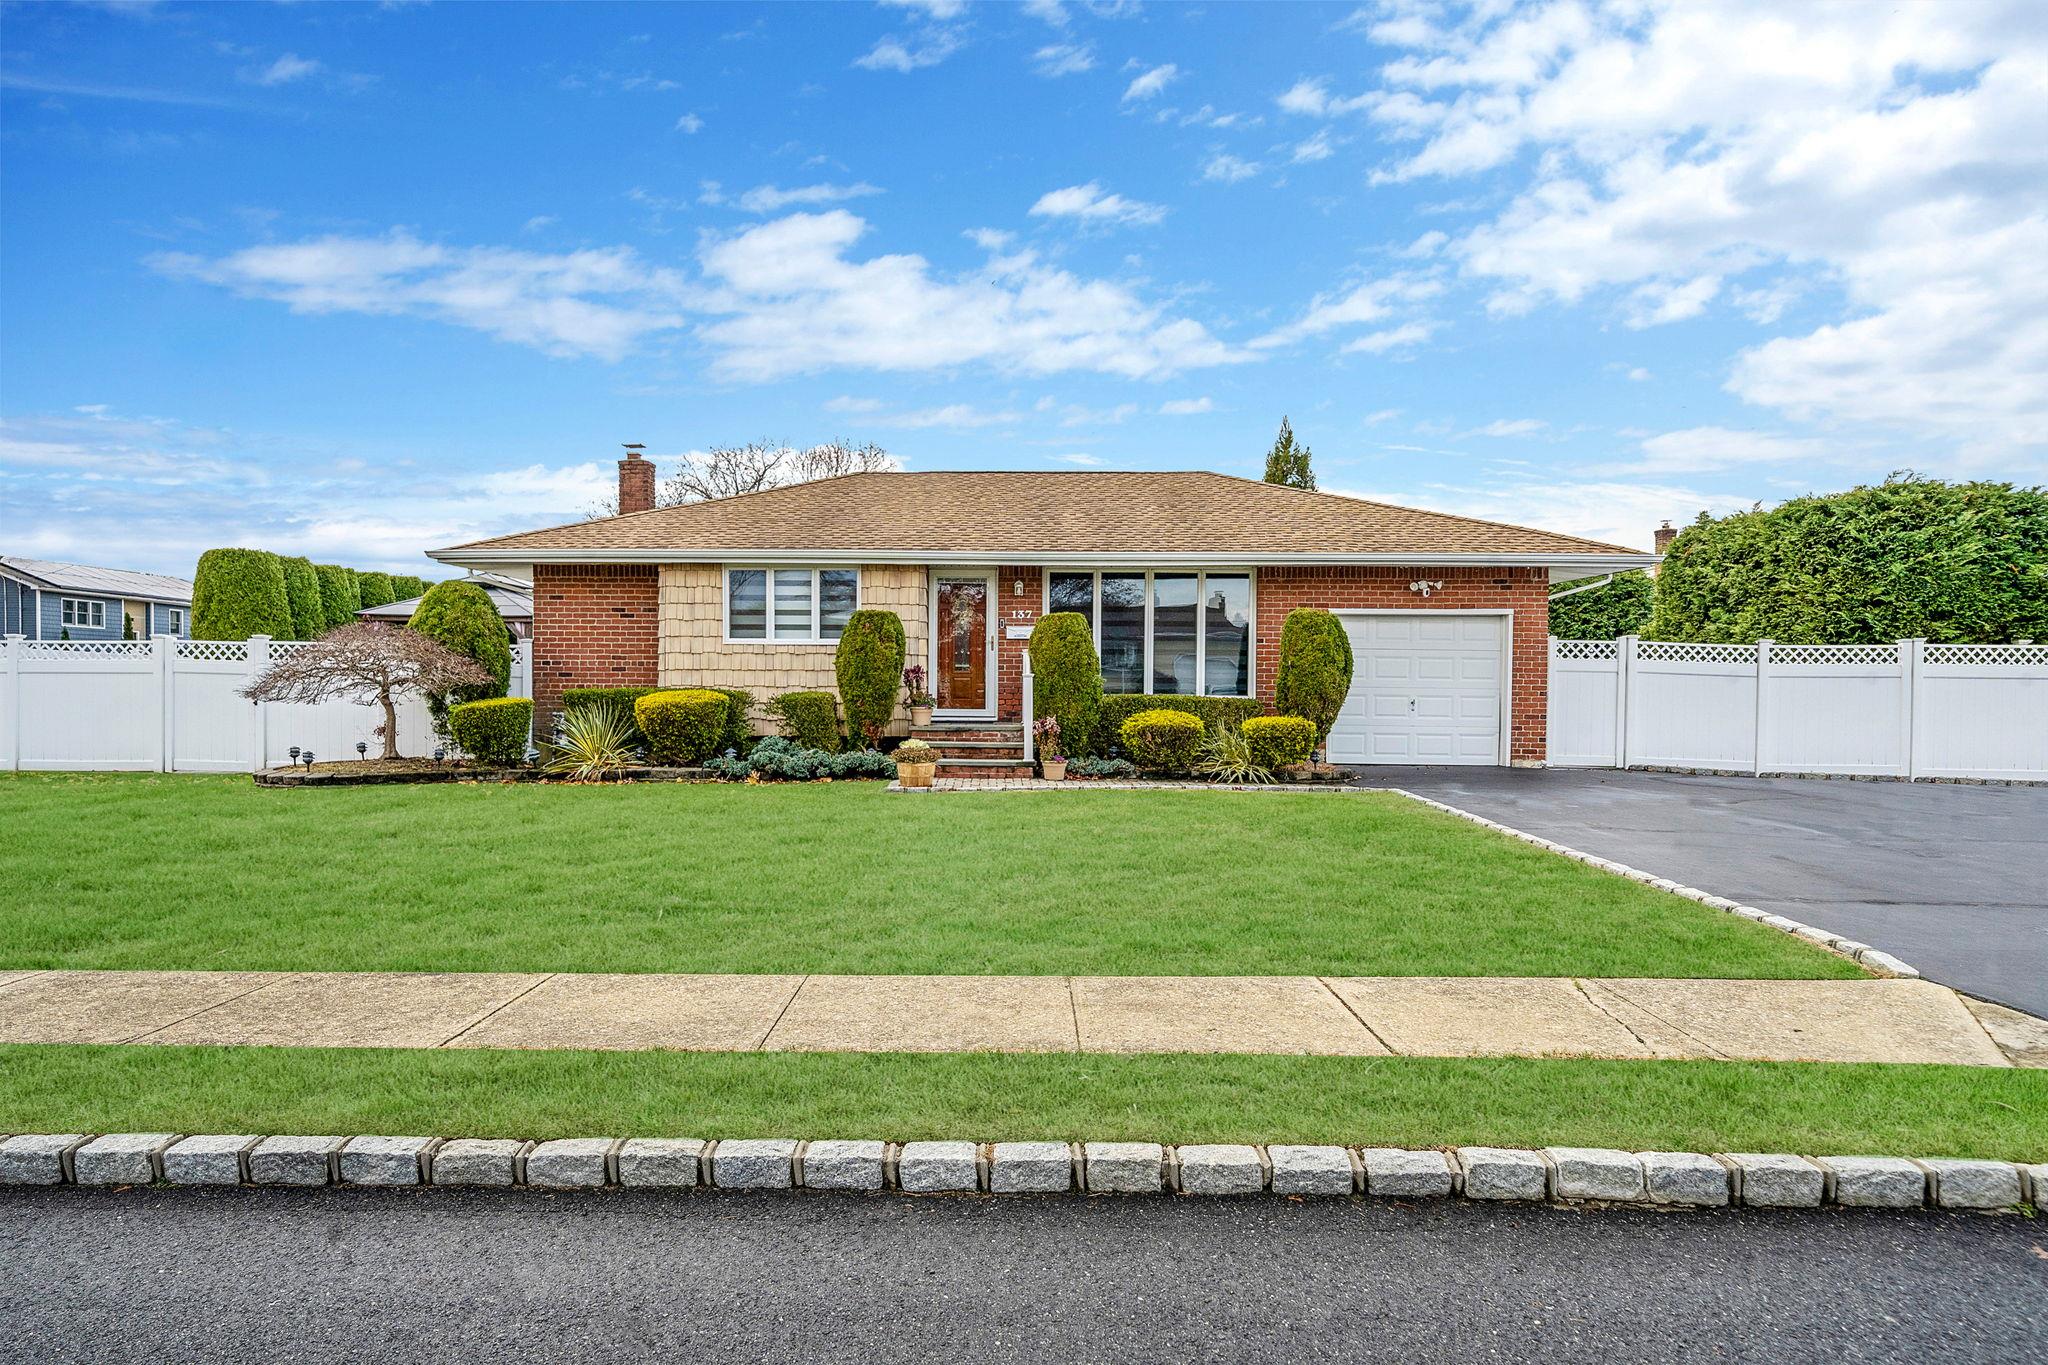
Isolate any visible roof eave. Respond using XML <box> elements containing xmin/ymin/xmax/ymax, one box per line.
<box><xmin>430</xmin><ymin>546</ymin><xmax>1660</xmax><ymax>571</ymax></box>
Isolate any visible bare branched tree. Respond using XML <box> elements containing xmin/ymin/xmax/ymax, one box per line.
<box><xmin>240</xmin><ymin>623</ymin><xmax>491</xmax><ymax>760</ymax></box>
<box><xmin>586</xmin><ymin>439</ymin><xmax>898</xmax><ymax>518</ymax></box>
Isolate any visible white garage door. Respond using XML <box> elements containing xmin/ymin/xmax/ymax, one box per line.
<box><xmin>1328</xmin><ymin>614</ymin><xmax>1505</xmax><ymax>765</ymax></box>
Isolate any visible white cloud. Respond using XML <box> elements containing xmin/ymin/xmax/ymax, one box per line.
<box><xmin>1159</xmin><ymin>397</ymin><xmax>1214</xmax><ymax>415</ymax></box>
<box><xmin>1473</xmin><ymin>418</ymin><xmax>1547</xmax><ymax>438</ymax></box>
<box><xmin>1028</xmin><ymin>182</ymin><xmax>1166</xmax><ymax>227</ymax></box>
<box><xmin>1122</xmin><ymin>63</ymin><xmax>1179</xmax><ymax>103</ymax></box>
<box><xmin>1023</xmin><ymin>0</ymin><xmax>1068</xmax><ymax>27</ymax></box>
<box><xmin>1627</xmin><ymin>367</ymin><xmax>1652</xmax><ymax>382</ymax></box>
<box><xmin>251</xmin><ymin>53</ymin><xmax>320</xmax><ymax>87</ymax></box>
<box><xmin>1342</xmin><ymin>476</ymin><xmax>1754</xmax><ymax>552</ymax></box>
<box><xmin>733</xmin><ymin>182</ymin><xmax>884</xmax><ymax>213</ymax></box>
<box><xmin>1252</xmin><ymin>274</ymin><xmax>1441</xmax><ymax>350</ymax></box>
<box><xmin>1050</xmin><ymin>452</ymin><xmax>1103</xmax><ymax>465</ymax></box>
<box><xmin>1291</xmin><ymin>128</ymin><xmax>1341</xmax><ymax>163</ymax></box>
<box><xmin>880</xmin><ymin>0</ymin><xmax>965</xmax><ymax>17</ymax></box>
<box><xmin>855</xmin><ymin>28</ymin><xmax>964</xmax><ymax>72</ymax></box>
<box><xmin>1202</xmin><ymin>153</ymin><xmax>1260</xmax><ymax>183</ymax></box>
<box><xmin>823</xmin><ymin>397</ymin><xmax>1022</xmax><ymax>428</ymax></box>
<box><xmin>1623</xmin><ymin>275</ymin><xmax>1720</xmax><ymax>329</ymax></box>
<box><xmin>1032</xmin><ymin>43</ymin><xmax>1095</xmax><ymax>77</ymax></box>
<box><xmin>1623</xmin><ymin>426</ymin><xmax>1828</xmax><ymax>474</ymax></box>
<box><xmin>1340</xmin><ymin>322</ymin><xmax>1436</xmax><ymax>354</ymax></box>
<box><xmin>673</xmin><ymin>112</ymin><xmax>704</xmax><ymax>133</ymax></box>
<box><xmin>1276</xmin><ymin>76</ymin><xmax>1371</xmax><ymax>118</ymax></box>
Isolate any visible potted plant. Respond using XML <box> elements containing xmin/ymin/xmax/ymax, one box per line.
<box><xmin>1033</xmin><ymin>716</ymin><xmax>1067</xmax><ymax>781</ymax></box>
<box><xmin>892</xmin><ymin>738</ymin><xmax>939</xmax><ymax>788</ymax></box>
<box><xmin>903</xmin><ymin>665</ymin><xmax>933</xmax><ymax>727</ymax></box>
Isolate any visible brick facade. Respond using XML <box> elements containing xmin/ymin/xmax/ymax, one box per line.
<box><xmin>530</xmin><ymin>564</ymin><xmax>660</xmax><ymax>723</ymax></box>
<box><xmin>993</xmin><ymin>564</ymin><xmax>1043</xmax><ymax>720</ymax></box>
<box><xmin>1252</xmin><ymin>565</ymin><xmax>1550</xmax><ymax>763</ymax></box>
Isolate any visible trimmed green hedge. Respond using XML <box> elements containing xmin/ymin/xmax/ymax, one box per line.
<box><xmin>355</xmin><ymin>572</ymin><xmax>397</xmax><ymax>610</ymax></box>
<box><xmin>767</xmin><ymin>690</ymin><xmax>840</xmax><ymax>753</ymax></box>
<box><xmin>280</xmin><ymin>556</ymin><xmax>325</xmax><ymax>641</ymax></box>
<box><xmin>834</xmin><ymin>610</ymin><xmax>906</xmax><ymax>743</ymax></box>
<box><xmin>706</xmin><ymin>686</ymin><xmax>754</xmax><ymax>755</ymax></box>
<box><xmin>1029</xmin><ymin>612</ymin><xmax>1103</xmax><ymax>758</ymax></box>
<box><xmin>390</xmin><ymin>575</ymin><xmax>428</xmax><ymax>602</ymax></box>
<box><xmin>313</xmin><ymin>564</ymin><xmax>361</xmax><ymax>630</ymax></box>
<box><xmin>1097</xmin><ymin>694</ymin><xmax>1262</xmax><ymax>753</ymax></box>
<box><xmin>1549</xmin><ymin>571</ymin><xmax>1654</xmax><ymax>640</ymax></box>
<box><xmin>1119</xmin><ymin>708</ymin><xmax>1205</xmax><ymax>774</ymax></box>
<box><xmin>1274</xmin><ymin>608</ymin><xmax>1353</xmax><ymax>744</ymax></box>
<box><xmin>634</xmin><ymin>689</ymin><xmax>730</xmax><ymax>766</ymax></box>
<box><xmin>191</xmin><ymin>548</ymin><xmax>293</xmax><ymax>641</ymax></box>
<box><xmin>449</xmin><ymin>697</ymin><xmax>533</xmax><ymax>766</ymax></box>
<box><xmin>408</xmin><ymin>580</ymin><xmax>511</xmax><ymax>739</ymax></box>
<box><xmin>1242</xmin><ymin>715</ymin><xmax>1316</xmax><ymax>769</ymax></box>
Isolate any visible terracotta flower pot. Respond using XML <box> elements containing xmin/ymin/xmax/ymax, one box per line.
<box><xmin>1040</xmin><ymin>758</ymin><xmax>1067</xmax><ymax>781</ymax></box>
<box><xmin>898</xmin><ymin>761</ymin><xmax>937</xmax><ymax>788</ymax></box>
<box><xmin>910</xmin><ymin>705</ymin><xmax>932</xmax><ymax>727</ymax></box>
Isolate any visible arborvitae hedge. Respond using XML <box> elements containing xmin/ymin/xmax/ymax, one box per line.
<box><xmin>191</xmin><ymin>548</ymin><xmax>293</xmax><ymax>641</ymax></box>
<box><xmin>280</xmin><ymin>556</ymin><xmax>325</xmax><ymax>641</ymax></box>
<box><xmin>314</xmin><ymin>564</ymin><xmax>362</xmax><ymax>630</ymax></box>
<box><xmin>391</xmin><ymin>575</ymin><xmax>428</xmax><ymax>602</ymax></box>
<box><xmin>1650</xmin><ymin>475</ymin><xmax>2048</xmax><ymax>644</ymax></box>
<box><xmin>834</xmin><ymin>610</ymin><xmax>906</xmax><ymax>743</ymax></box>
<box><xmin>1273</xmin><ymin>608</ymin><xmax>1353</xmax><ymax>744</ymax></box>
<box><xmin>1029</xmin><ymin>612</ymin><xmax>1103</xmax><ymax>758</ymax></box>
<box><xmin>1549</xmin><ymin>571</ymin><xmax>1654</xmax><ymax>640</ymax></box>
<box><xmin>355</xmin><ymin>572</ymin><xmax>397</xmax><ymax>610</ymax></box>
<box><xmin>408</xmin><ymin>580</ymin><xmax>511</xmax><ymax>737</ymax></box>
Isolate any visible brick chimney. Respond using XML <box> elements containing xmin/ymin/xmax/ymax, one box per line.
<box><xmin>618</xmin><ymin>443</ymin><xmax>654</xmax><ymax>515</ymax></box>
<box><xmin>1653</xmin><ymin>520</ymin><xmax>1677</xmax><ymax>554</ymax></box>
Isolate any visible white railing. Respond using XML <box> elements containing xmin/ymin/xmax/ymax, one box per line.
<box><xmin>1021</xmin><ymin>647</ymin><xmax>1034</xmax><ymax>764</ymax></box>
<box><xmin>0</xmin><ymin>634</ymin><xmax>532</xmax><ymax>773</ymax></box>
<box><xmin>1547</xmin><ymin>636</ymin><xmax>2048</xmax><ymax>781</ymax></box>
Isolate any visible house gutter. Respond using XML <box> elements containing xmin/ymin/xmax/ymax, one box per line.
<box><xmin>429</xmin><ymin>547</ymin><xmax>1664</xmax><ymax>574</ymax></box>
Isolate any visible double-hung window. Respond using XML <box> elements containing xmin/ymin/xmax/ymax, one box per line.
<box><xmin>166</xmin><ymin>608</ymin><xmax>185</xmax><ymax>637</ymax></box>
<box><xmin>725</xmin><ymin>567</ymin><xmax>859</xmax><ymax>642</ymax></box>
<box><xmin>1044</xmin><ymin>570</ymin><xmax>1252</xmax><ymax>697</ymax></box>
<box><xmin>60</xmin><ymin>598</ymin><xmax>106</xmax><ymax>630</ymax></box>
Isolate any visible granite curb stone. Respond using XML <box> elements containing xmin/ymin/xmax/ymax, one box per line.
<box><xmin>432</xmin><ymin>1138</ymin><xmax>527</xmax><ymax>1187</ymax></box>
<box><xmin>524</xmin><ymin>1138</ymin><xmax>615</xmax><ymax>1188</ymax></box>
<box><xmin>248</xmin><ymin>1135</ymin><xmax>345</xmax><ymax>1186</ymax></box>
<box><xmin>162</xmin><ymin>1135</ymin><xmax>260</xmax><ymax>1186</ymax></box>
<box><xmin>0</xmin><ymin>1134</ymin><xmax>89</xmax><ymax>1185</ymax></box>
<box><xmin>1084</xmin><ymin>1142</ymin><xmax>1166</xmax><ymax>1194</ymax></box>
<box><xmin>73</xmin><ymin>1133</ymin><xmax>176</xmax><ymax>1186</ymax></box>
<box><xmin>898</xmin><ymin>1140</ymin><xmax>980</xmax><ymax>1193</ymax></box>
<box><xmin>1819</xmin><ymin>1156</ymin><xmax>1926</xmax><ymax>1208</ymax></box>
<box><xmin>1919</xmin><ymin>1158</ymin><xmax>2023</xmax><ymax>1209</ymax></box>
<box><xmin>1639</xmin><ymin>1151</ymin><xmax>1731</xmax><ymax>1206</ymax></box>
<box><xmin>1725</xmin><ymin>1153</ymin><xmax>1826</xmax><ymax>1207</ymax></box>
<box><xmin>801</xmin><ymin>1139</ymin><xmax>887</xmax><ymax>1191</ymax></box>
<box><xmin>617</xmin><ymin>1138</ymin><xmax>704</xmax><ymax>1187</ymax></box>
<box><xmin>1545</xmin><ymin>1147</ymin><xmax>1646</xmax><ymax>1202</ymax></box>
<box><xmin>1267</xmin><ymin>1145</ymin><xmax>1356</xmax><ymax>1196</ymax></box>
<box><xmin>712</xmin><ymin>1138</ymin><xmax>798</xmax><ymax>1189</ymax></box>
<box><xmin>339</xmin><ymin>1135</ymin><xmax>438</xmax><ymax>1187</ymax></box>
<box><xmin>1175</xmin><ymin>1144</ymin><xmax>1267</xmax><ymax>1196</ymax></box>
<box><xmin>1458</xmin><ymin>1147</ymin><xmax>1550</xmax><ymax>1201</ymax></box>
<box><xmin>1362</xmin><ymin>1147</ymin><xmax>1456</xmax><ymax>1198</ymax></box>
<box><xmin>988</xmin><ymin>1141</ymin><xmax>1074</xmax><ymax>1193</ymax></box>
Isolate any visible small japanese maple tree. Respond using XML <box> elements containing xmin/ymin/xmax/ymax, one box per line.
<box><xmin>240</xmin><ymin>623</ymin><xmax>490</xmax><ymax>759</ymax></box>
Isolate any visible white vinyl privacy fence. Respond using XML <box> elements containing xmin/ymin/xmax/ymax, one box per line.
<box><xmin>1548</xmin><ymin>637</ymin><xmax>2048</xmax><ymax>781</ymax></box>
<box><xmin>0</xmin><ymin>635</ymin><xmax>531</xmax><ymax>773</ymax></box>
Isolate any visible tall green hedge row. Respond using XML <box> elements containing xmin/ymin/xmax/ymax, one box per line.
<box><xmin>189</xmin><ymin>548</ymin><xmax>439</xmax><ymax>640</ymax></box>
<box><xmin>1548</xmin><ymin>571</ymin><xmax>1654</xmax><ymax>640</ymax></box>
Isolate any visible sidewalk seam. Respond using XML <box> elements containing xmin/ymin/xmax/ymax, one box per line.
<box><xmin>123</xmin><ymin>974</ymin><xmax>307</xmax><ymax>1045</ymax></box>
<box><xmin>756</xmin><ymin>975</ymin><xmax>810</xmax><ymax>1050</ymax></box>
<box><xmin>1315</xmin><ymin>977</ymin><xmax>1396</xmax><ymax>1055</ymax></box>
<box><xmin>438</xmin><ymin>973</ymin><xmax>560</xmax><ymax>1048</ymax></box>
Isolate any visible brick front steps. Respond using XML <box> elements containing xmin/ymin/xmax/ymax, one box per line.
<box><xmin>911</xmin><ymin>722</ymin><xmax>1036</xmax><ymax>779</ymax></box>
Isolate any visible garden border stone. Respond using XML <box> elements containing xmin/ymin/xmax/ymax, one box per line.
<box><xmin>162</xmin><ymin>1135</ymin><xmax>260</xmax><ymax>1186</ymax></box>
<box><xmin>1819</xmin><ymin>1156</ymin><xmax>1926</xmax><ymax>1208</ymax></box>
<box><xmin>73</xmin><ymin>1133</ymin><xmax>177</xmax><ymax>1186</ymax></box>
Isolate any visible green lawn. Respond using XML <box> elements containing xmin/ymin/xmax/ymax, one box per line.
<box><xmin>2</xmin><ymin>1044</ymin><xmax>2040</xmax><ymax>1159</ymax></box>
<box><xmin>0</xmin><ymin>773</ymin><xmax>1854</xmax><ymax>979</ymax></box>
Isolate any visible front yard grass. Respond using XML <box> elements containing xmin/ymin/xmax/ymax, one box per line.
<box><xmin>0</xmin><ymin>774</ymin><xmax>1854</xmax><ymax>979</ymax></box>
<box><xmin>2</xmin><ymin>1044</ymin><xmax>2040</xmax><ymax>1160</ymax></box>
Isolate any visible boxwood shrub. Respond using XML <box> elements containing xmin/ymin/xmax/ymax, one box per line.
<box><xmin>1118</xmin><ymin>707</ymin><xmax>1205</xmax><ymax>774</ymax></box>
<box><xmin>767</xmin><ymin>690</ymin><xmax>841</xmax><ymax>752</ymax></box>
<box><xmin>449</xmin><ymin>697</ymin><xmax>533</xmax><ymax>766</ymax></box>
<box><xmin>1096</xmin><ymin>694</ymin><xmax>1262</xmax><ymax>753</ymax></box>
<box><xmin>634</xmin><ymin>689</ymin><xmax>732</xmax><ymax>766</ymax></box>
<box><xmin>1274</xmin><ymin>608</ymin><xmax>1353</xmax><ymax>744</ymax></box>
<box><xmin>834</xmin><ymin>609</ymin><xmax>906</xmax><ymax>743</ymax></box>
<box><xmin>1242</xmin><ymin>715</ymin><xmax>1316</xmax><ymax>770</ymax></box>
<box><xmin>191</xmin><ymin>548</ymin><xmax>293</xmax><ymax>641</ymax></box>
<box><xmin>1029</xmin><ymin>612</ymin><xmax>1103</xmax><ymax>758</ymax></box>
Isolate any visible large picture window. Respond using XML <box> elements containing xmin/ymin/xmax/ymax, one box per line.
<box><xmin>726</xmin><ymin>567</ymin><xmax>859</xmax><ymax>642</ymax></box>
<box><xmin>61</xmin><ymin>598</ymin><xmax>106</xmax><ymax>630</ymax></box>
<box><xmin>1044</xmin><ymin>570</ymin><xmax>1253</xmax><ymax>696</ymax></box>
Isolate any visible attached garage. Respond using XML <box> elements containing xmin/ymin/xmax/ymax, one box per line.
<box><xmin>1327</xmin><ymin>612</ymin><xmax>1509</xmax><ymax>765</ymax></box>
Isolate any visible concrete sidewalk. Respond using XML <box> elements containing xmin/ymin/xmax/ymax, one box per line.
<box><xmin>0</xmin><ymin>968</ymin><xmax>2034</xmax><ymax>1066</ymax></box>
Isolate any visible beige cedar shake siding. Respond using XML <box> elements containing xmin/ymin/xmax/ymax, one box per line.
<box><xmin>659</xmin><ymin>564</ymin><xmax>929</xmax><ymax>736</ymax></box>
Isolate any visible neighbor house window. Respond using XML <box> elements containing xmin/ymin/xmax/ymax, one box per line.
<box><xmin>61</xmin><ymin>598</ymin><xmax>105</xmax><ymax>630</ymax></box>
<box><xmin>167</xmin><ymin>608</ymin><xmax>185</xmax><ymax>637</ymax></box>
<box><xmin>1044</xmin><ymin>571</ymin><xmax>1253</xmax><ymax>697</ymax></box>
<box><xmin>725</xmin><ymin>567</ymin><xmax>859</xmax><ymax>642</ymax></box>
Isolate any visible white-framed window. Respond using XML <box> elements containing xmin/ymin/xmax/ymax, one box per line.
<box><xmin>166</xmin><ymin>608</ymin><xmax>185</xmax><ymax>637</ymax></box>
<box><xmin>60</xmin><ymin>598</ymin><xmax>106</xmax><ymax>630</ymax></box>
<box><xmin>724</xmin><ymin>567</ymin><xmax>860</xmax><ymax>643</ymax></box>
<box><xmin>1044</xmin><ymin>570</ymin><xmax>1254</xmax><ymax>697</ymax></box>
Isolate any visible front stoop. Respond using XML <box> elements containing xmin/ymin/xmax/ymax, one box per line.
<box><xmin>912</xmin><ymin>723</ymin><xmax>1036</xmax><ymax>779</ymax></box>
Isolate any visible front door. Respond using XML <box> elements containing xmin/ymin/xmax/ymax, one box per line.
<box><xmin>933</xmin><ymin>574</ymin><xmax>992</xmax><ymax>714</ymax></box>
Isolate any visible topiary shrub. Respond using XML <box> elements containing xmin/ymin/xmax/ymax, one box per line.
<box><xmin>1096</xmin><ymin>694</ymin><xmax>1263</xmax><ymax>753</ymax></box>
<box><xmin>635</xmin><ymin>688</ymin><xmax>731</xmax><ymax>766</ymax></box>
<box><xmin>1029</xmin><ymin>612</ymin><xmax>1103</xmax><ymax>758</ymax></box>
<box><xmin>191</xmin><ymin>548</ymin><xmax>293</xmax><ymax>641</ymax></box>
<box><xmin>561</xmin><ymin>685</ymin><xmax>659</xmax><ymax>749</ymax></box>
<box><xmin>1242</xmin><ymin>715</ymin><xmax>1316</xmax><ymax>770</ymax></box>
<box><xmin>767</xmin><ymin>690</ymin><xmax>841</xmax><ymax>752</ymax></box>
<box><xmin>280</xmin><ymin>556</ymin><xmax>325</xmax><ymax>640</ymax></box>
<box><xmin>314</xmin><ymin>564</ymin><xmax>362</xmax><ymax>630</ymax></box>
<box><xmin>408</xmin><ymin>580</ymin><xmax>512</xmax><ymax>739</ymax></box>
<box><xmin>449</xmin><ymin>697</ymin><xmax>533</xmax><ymax>766</ymax></box>
<box><xmin>1274</xmin><ymin>608</ymin><xmax>1353</xmax><ymax>746</ymax></box>
<box><xmin>1119</xmin><ymin>708</ymin><xmax>1204</xmax><ymax>774</ymax></box>
<box><xmin>834</xmin><ymin>609</ymin><xmax>906</xmax><ymax>743</ymax></box>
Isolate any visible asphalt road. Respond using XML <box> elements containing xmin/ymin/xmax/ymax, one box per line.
<box><xmin>1351</xmin><ymin>767</ymin><xmax>2048</xmax><ymax>1017</ymax></box>
<box><xmin>3</xmin><ymin>1187</ymin><xmax>2045</xmax><ymax>1364</ymax></box>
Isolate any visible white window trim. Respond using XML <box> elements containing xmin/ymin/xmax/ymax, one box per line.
<box><xmin>1042</xmin><ymin>568</ymin><xmax>1256</xmax><ymax>698</ymax></box>
<box><xmin>166</xmin><ymin>608</ymin><xmax>185</xmax><ymax>637</ymax></box>
<box><xmin>721</xmin><ymin>566</ymin><xmax>861</xmax><ymax>645</ymax></box>
<box><xmin>60</xmin><ymin>597</ymin><xmax>106</xmax><ymax>630</ymax></box>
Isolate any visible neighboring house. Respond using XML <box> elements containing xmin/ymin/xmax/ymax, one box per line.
<box><xmin>429</xmin><ymin>456</ymin><xmax>1656</xmax><ymax>766</ymax></box>
<box><xmin>357</xmin><ymin>571</ymin><xmax>534</xmax><ymax>639</ymax></box>
<box><xmin>0</xmin><ymin>556</ymin><xmax>193</xmax><ymax>642</ymax></box>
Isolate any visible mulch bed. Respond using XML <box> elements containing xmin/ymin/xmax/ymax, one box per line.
<box><xmin>254</xmin><ymin>760</ymin><xmax>710</xmax><ymax>788</ymax></box>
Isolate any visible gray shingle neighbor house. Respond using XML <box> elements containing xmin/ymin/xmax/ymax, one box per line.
<box><xmin>0</xmin><ymin>556</ymin><xmax>194</xmax><ymax>641</ymax></box>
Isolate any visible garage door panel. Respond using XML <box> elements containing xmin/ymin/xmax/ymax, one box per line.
<box><xmin>1336</xmin><ymin>613</ymin><xmax>1506</xmax><ymax>767</ymax></box>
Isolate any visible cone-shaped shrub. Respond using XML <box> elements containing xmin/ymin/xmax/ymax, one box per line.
<box><xmin>1028</xmin><ymin>611</ymin><xmax>1102</xmax><ymax>758</ymax></box>
<box><xmin>314</xmin><ymin>564</ymin><xmax>361</xmax><ymax>630</ymax></box>
<box><xmin>833</xmin><ymin>609</ymin><xmax>906</xmax><ymax>743</ymax></box>
<box><xmin>191</xmin><ymin>548</ymin><xmax>293</xmax><ymax>641</ymax></box>
<box><xmin>1274</xmin><ymin>608</ymin><xmax>1353</xmax><ymax>745</ymax></box>
<box><xmin>635</xmin><ymin>688</ymin><xmax>731</xmax><ymax>765</ymax></box>
<box><xmin>408</xmin><ymin>579</ymin><xmax>511</xmax><ymax>737</ymax></box>
<box><xmin>280</xmin><ymin>556</ymin><xmax>325</xmax><ymax>640</ymax></box>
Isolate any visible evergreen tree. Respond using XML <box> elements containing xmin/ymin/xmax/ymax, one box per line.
<box><xmin>1262</xmin><ymin>417</ymin><xmax>1316</xmax><ymax>490</ymax></box>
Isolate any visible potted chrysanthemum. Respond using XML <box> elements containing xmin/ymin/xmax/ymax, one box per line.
<box><xmin>892</xmin><ymin>738</ymin><xmax>938</xmax><ymax>788</ymax></box>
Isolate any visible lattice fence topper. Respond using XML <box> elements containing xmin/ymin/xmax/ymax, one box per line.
<box><xmin>21</xmin><ymin>639</ymin><xmax>155</xmax><ymax>660</ymax></box>
<box><xmin>1925</xmin><ymin>642</ymin><xmax>2048</xmax><ymax>667</ymax></box>
<box><xmin>1550</xmin><ymin>639</ymin><xmax>1618</xmax><ymax>660</ymax></box>
<box><xmin>1770</xmin><ymin>644</ymin><xmax>1902</xmax><ymax>666</ymax></box>
<box><xmin>1636</xmin><ymin>641</ymin><xmax>1759</xmax><ymax>664</ymax></box>
<box><xmin>174</xmin><ymin>640</ymin><xmax>249</xmax><ymax>662</ymax></box>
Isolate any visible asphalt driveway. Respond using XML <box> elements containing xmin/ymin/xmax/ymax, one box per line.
<box><xmin>1348</xmin><ymin>767</ymin><xmax>2048</xmax><ymax>1019</ymax></box>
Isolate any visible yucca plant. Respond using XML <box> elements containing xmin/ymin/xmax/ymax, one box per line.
<box><xmin>546</xmin><ymin>705</ymin><xmax>639</xmax><ymax>782</ymax></box>
<box><xmin>1194</xmin><ymin>725</ymin><xmax>1274</xmax><ymax>785</ymax></box>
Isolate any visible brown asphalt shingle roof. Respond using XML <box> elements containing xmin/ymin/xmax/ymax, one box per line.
<box><xmin>438</xmin><ymin>470</ymin><xmax>1648</xmax><ymax>559</ymax></box>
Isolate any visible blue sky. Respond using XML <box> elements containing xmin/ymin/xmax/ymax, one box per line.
<box><xmin>3</xmin><ymin>0</ymin><xmax>2042</xmax><ymax>577</ymax></box>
